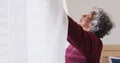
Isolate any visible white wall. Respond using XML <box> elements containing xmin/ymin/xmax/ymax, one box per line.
<box><xmin>66</xmin><ymin>0</ymin><xmax>120</xmax><ymax>45</ymax></box>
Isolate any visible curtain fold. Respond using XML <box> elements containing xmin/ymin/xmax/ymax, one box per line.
<box><xmin>8</xmin><ymin>0</ymin><xmax>28</xmax><ymax>63</ymax></box>
<box><xmin>0</xmin><ymin>0</ymin><xmax>68</xmax><ymax>63</ymax></box>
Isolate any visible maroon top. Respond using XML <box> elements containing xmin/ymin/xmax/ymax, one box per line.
<box><xmin>66</xmin><ymin>16</ymin><xmax>103</xmax><ymax>63</ymax></box>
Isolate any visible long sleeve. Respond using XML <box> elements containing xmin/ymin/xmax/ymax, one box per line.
<box><xmin>67</xmin><ymin>16</ymin><xmax>102</xmax><ymax>58</ymax></box>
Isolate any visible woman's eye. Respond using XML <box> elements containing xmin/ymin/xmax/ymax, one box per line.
<box><xmin>83</xmin><ymin>15</ymin><xmax>87</xmax><ymax>17</ymax></box>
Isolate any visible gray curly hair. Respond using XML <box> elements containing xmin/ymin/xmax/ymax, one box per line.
<box><xmin>90</xmin><ymin>7</ymin><xmax>114</xmax><ymax>38</ymax></box>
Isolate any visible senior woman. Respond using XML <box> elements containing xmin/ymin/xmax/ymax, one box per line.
<box><xmin>66</xmin><ymin>8</ymin><xmax>114</xmax><ymax>63</ymax></box>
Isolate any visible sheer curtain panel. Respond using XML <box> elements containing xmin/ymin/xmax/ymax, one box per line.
<box><xmin>0</xmin><ymin>0</ymin><xmax>68</xmax><ymax>63</ymax></box>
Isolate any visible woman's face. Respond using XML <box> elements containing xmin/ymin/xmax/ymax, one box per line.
<box><xmin>79</xmin><ymin>12</ymin><xmax>95</xmax><ymax>31</ymax></box>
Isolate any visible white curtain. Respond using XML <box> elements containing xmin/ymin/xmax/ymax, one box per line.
<box><xmin>0</xmin><ymin>0</ymin><xmax>68</xmax><ymax>63</ymax></box>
